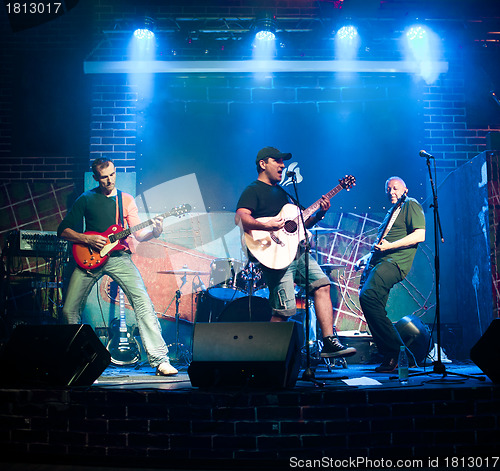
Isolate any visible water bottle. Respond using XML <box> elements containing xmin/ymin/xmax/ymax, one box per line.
<box><xmin>398</xmin><ymin>345</ymin><xmax>409</xmax><ymax>384</ymax></box>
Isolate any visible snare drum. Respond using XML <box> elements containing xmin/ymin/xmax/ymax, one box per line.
<box><xmin>208</xmin><ymin>258</ymin><xmax>247</xmax><ymax>301</ymax></box>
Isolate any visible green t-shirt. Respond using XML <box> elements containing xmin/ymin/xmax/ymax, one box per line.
<box><xmin>370</xmin><ymin>197</ymin><xmax>425</xmax><ymax>277</ymax></box>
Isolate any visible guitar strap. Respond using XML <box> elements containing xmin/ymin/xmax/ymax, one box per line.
<box><xmin>117</xmin><ymin>190</ymin><xmax>124</xmax><ymax>227</ymax></box>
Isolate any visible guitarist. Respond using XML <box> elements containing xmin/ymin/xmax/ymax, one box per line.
<box><xmin>235</xmin><ymin>147</ymin><xmax>356</xmax><ymax>359</ymax></box>
<box><xmin>57</xmin><ymin>157</ymin><xmax>178</xmax><ymax>376</ymax></box>
<box><xmin>357</xmin><ymin>176</ymin><xmax>426</xmax><ymax>373</ymax></box>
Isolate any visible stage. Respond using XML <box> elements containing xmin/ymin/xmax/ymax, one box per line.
<box><xmin>1</xmin><ymin>355</ymin><xmax>498</xmax><ymax>471</ymax></box>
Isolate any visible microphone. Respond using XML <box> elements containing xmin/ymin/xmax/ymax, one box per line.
<box><xmin>286</xmin><ymin>171</ymin><xmax>296</xmax><ymax>178</ymax></box>
<box><xmin>419</xmin><ymin>150</ymin><xmax>434</xmax><ymax>159</ymax></box>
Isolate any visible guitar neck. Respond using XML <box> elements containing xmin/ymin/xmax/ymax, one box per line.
<box><xmin>375</xmin><ymin>195</ymin><xmax>407</xmax><ymax>245</ymax></box>
<box><xmin>301</xmin><ymin>183</ymin><xmax>344</xmax><ymax>221</ymax></box>
<box><xmin>118</xmin><ymin>287</ymin><xmax>127</xmax><ymax>332</ymax></box>
<box><xmin>113</xmin><ymin>210</ymin><xmax>172</xmax><ymax>241</ymax></box>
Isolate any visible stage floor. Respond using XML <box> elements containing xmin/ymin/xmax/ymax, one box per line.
<box><xmin>94</xmin><ymin>359</ymin><xmax>491</xmax><ymax>391</ymax></box>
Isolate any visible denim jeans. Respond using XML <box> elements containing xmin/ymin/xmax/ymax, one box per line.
<box><xmin>359</xmin><ymin>260</ymin><xmax>405</xmax><ymax>358</ymax></box>
<box><xmin>260</xmin><ymin>245</ymin><xmax>330</xmax><ymax>318</ymax></box>
<box><xmin>62</xmin><ymin>252</ymin><xmax>169</xmax><ymax>368</ymax></box>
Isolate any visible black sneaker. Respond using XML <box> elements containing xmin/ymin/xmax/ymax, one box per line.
<box><xmin>320</xmin><ymin>336</ymin><xmax>357</xmax><ymax>358</ymax></box>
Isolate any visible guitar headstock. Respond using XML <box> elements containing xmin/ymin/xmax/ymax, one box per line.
<box><xmin>339</xmin><ymin>175</ymin><xmax>356</xmax><ymax>190</ymax></box>
<box><xmin>171</xmin><ymin>204</ymin><xmax>192</xmax><ymax>217</ymax></box>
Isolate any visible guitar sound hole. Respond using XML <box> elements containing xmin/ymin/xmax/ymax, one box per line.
<box><xmin>284</xmin><ymin>220</ymin><xmax>297</xmax><ymax>234</ymax></box>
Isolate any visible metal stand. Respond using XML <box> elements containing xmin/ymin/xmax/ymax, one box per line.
<box><xmin>288</xmin><ymin>174</ymin><xmax>320</xmax><ymax>384</ymax></box>
<box><xmin>408</xmin><ymin>153</ymin><xmax>484</xmax><ymax>382</ymax></box>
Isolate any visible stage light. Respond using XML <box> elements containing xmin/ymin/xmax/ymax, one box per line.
<box><xmin>402</xmin><ymin>24</ymin><xmax>443</xmax><ymax>84</ymax></box>
<box><xmin>334</xmin><ymin>24</ymin><xmax>360</xmax><ymax>60</ymax></box>
<box><xmin>133</xmin><ymin>17</ymin><xmax>155</xmax><ymax>40</ymax></box>
<box><xmin>337</xmin><ymin>25</ymin><xmax>358</xmax><ymax>41</ymax></box>
<box><xmin>254</xmin><ymin>11</ymin><xmax>277</xmax><ymax>42</ymax></box>
<box><xmin>134</xmin><ymin>28</ymin><xmax>155</xmax><ymax>40</ymax></box>
<box><xmin>406</xmin><ymin>26</ymin><xmax>427</xmax><ymax>41</ymax></box>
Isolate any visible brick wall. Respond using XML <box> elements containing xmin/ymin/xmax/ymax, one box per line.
<box><xmin>0</xmin><ymin>385</ymin><xmax>498</xmax><ymax>467</ymax></box>
<box><xmin>1</xmin><ymin>0</ymin><xmax>498</xmax><ymax>184</ymax></box>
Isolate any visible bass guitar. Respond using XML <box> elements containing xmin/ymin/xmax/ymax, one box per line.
<box><xmin>106</xmin><ymin>284</ymin><xmax>141</xmax><ymax>366</ymax></box>
<box><xmin>358</xmin><ymin>193</ymin><xmax>407</xmax><ymax>289</ymax></box>
<box><xmin>72</xmin><ymin>204</ymin><xmax>191</xmax><ymax>270</ymax></box>
<box><xmin>244</xmin><ymin>175</ymin><xmax>356</xmax><ymax>270</ymax></box>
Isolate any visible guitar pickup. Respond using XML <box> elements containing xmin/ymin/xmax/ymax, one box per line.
<box><xmin>270</xmin><ymin>232</ymin><xmax>285</xmax><ymax>247</ymax></box>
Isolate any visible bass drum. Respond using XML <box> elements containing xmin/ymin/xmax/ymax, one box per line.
<box><xmin>216</xmin><ymin>296</ymin><xmax>272</xmax><ymax>323</ymax></box>
<box><xmin>194</xmin><ymin>291</ymin><xmax>227</xmax><ymax>323</ymax></box>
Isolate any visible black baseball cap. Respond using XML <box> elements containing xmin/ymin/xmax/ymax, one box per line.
<box><xmin>256</xmin><ymin>146</ymin><xmax>292</xmax><ymax>164</ymax></box>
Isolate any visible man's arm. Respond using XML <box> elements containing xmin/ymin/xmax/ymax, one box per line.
<box><xmin>60</xmin><ymin>227</ymin><xmax>108</xmax><ymax>251</ymax></box>
<box><xmin>235</xmin><ymin>208</ymin><xmax>285</xmax><ymax>232</ymax></box>
<box><xmin>374</xmin><ymin>228</ymin><xmax>425</xmax><ymax>252</ymax></box>
<box><xmin>305</xmin><ymin>194</ymin><xmax>331</xmax><ymax>229</ymax></box>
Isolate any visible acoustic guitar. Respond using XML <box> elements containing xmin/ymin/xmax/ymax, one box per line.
<box><xmin>244</xmin><ymin>176</ymin><xmax>355</xmax><ymax>270</ymax></box>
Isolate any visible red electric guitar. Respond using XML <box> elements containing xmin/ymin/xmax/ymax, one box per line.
<box><xmin>72</xmin><ymin>204</ymin><xmax>191</xmax><ymax>270</ymax></box>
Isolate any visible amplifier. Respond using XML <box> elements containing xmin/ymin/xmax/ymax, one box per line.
<box><xmin>19</xmin><ymin>230</ymin><xmax>68</xmax><ymax>255</ymax></box>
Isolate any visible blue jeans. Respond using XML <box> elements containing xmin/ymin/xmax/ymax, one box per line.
<box><xmin>260</xmin><ymin>245</ymin><xmax>330</xmax><ymax>318</ymax></box>
<box><xmin>62</xmin><ymin>252</ymin><xmax>169</xmax><ymax>368</ymax></box>
<box><xmin>359</xmin><ymin>260</ymin><xmax>405</xmax><ymax>358</ymax></box>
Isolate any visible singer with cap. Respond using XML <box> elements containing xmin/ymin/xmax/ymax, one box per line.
<box><xmin>235</xmin><ymin>146</ymin><xmax>356</xmax><ymax>359</ymax></box>
<box><xmin>357</xmin><ymin>176</ymin><xmax>426</xmax><ymax>373</ymax></box>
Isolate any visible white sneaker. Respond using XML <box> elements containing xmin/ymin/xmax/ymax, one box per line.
<box><xmin>427</xmin><ymin>343</ymin><xmax>452</xmax><ymax>363</ymax></box>
<box><xmin>156</xmin><ymin>361</ymin><xmax>178</xmax><ymax>376</ymax></box>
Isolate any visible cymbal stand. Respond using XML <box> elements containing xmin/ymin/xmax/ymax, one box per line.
<box><xmin>162</xmin><ymin>273</ymin><xmax>187</xmax><ymax>363</ymax></box>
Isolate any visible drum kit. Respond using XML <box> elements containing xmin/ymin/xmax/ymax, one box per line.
<box><xmin>158</xmin><ymin>225</ymin><xmax>347</xmax><ymax>363</ymax></box>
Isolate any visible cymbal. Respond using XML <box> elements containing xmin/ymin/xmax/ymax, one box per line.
<box><xmin>158</xmin><ymin>268</ymin><xmax>210</xmax><ymax>275</ymax></box>
<box><xmin>320</xmin><ymin>264</ymin><xmax>347</xmax><ymax>270</ymax></box>
<box><xmin>310</xmin><ymin>227</ymin><xmax>340</xmax><ymax>233</ymax></box>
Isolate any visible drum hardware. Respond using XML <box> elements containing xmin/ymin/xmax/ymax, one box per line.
<box><xmin>158</xmin><ymin>265</ymin><xmax>208</xmax><ymax>363</ymax></box>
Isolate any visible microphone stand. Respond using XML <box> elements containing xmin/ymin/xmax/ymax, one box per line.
<box><xmin>407</xmin><ymin>154</ymin><xmax>482</xmax><ymax>382</ymax></box>
<box><xmin>289</xmin><ymin>173</ymin><xmax>317</xmax><ymax>383</ymax></box>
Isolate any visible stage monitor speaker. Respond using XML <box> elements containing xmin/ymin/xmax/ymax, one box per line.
<box><xmin>395</xmin><ymin>315</ymin><xmax>432</xmax><ymax>365</ymax></box>
<box><xmin>188</xmin><ymin>321</ymin><xmax>302</xmax><ymax>389</ymax></box>
<box><xmin>0</xmin><ymin>324</ymin><xmax>111</xmax><ymax>388</ymax></box>
<box><xmin>470</xmin><ymin>319</ymin><xmax>500</xmax><ymax>383</ymax></box>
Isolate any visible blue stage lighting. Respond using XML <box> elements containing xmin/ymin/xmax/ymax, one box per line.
<box><xmin>337</xmin><ymin>26</ymin><xmax>358</xmax><ymax>41</ymax></box>
<box><xmin>255</xmin><ymin>30</ymin><xmax>276</xmax><ymax>41</ymax></box>
<box><xmin>134</xmin><ymin>28</ymin><xmax>154</xmax><ymax>40</ymax></box>
<box><xmin>254</xmin><ymin>11</ymin><xmax>277</xmax><ymax>42</ymax></box>
<box><xmin>133</xmin><ymin>17</ymin><xmax>156</xmax><ymax>40</ymax></box>
<box><xmin>406</xmin><ymin>26</ymin><xmax>427</xmax><ymax>41</ymax></box>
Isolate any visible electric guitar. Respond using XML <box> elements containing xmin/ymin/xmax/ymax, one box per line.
<box><xmin>358</xmin><ymin>193</ymin><xmax>407</xmax><ymax>289</ymax></box>
<box><xmin>106</xmin><ymin>285</ymin><xmax>141</xmax><ymax>366</ymax></box>
<box><xmin>244</xmin><ymin>175</ymin><xmax>356</xmax><ymax>270</ymax></box>
<box><xmin>72</xmin><ymin>204</ymin><xmax>191</xmax><ymax>270</ymax></box>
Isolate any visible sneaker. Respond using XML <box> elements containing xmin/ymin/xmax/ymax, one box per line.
<box><xmin>374</xmin><ymin>357</ymin><xmax>398</xmax><ymax>373</ymax></box>
<box><xmin>320</xmin><ymin>336</ymin><xmax>357</xmax><ymax>358</ymax></box>
<box><xmin>156</xmin><ymin>361</ymin><xmax>178</xmax><ymax>376</ymax></box>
